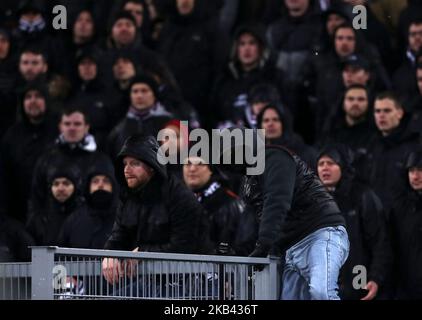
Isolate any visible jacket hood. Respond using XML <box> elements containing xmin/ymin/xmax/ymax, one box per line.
<box><xmin>115</xmin><ymin>134</ymin><xmax>168</xmax><ymax>188</ymax></box>
<box><xmin>228</xmin><ymin>24</ymin><xmax>270</xmax><ymax>75</ymax></box>
<box><xmin>84</xmin><ymin>157</ymin><xmax>119</xmax><ymax>197</ymax></box>
<box><xmin>18</xmin><ymin>81</ymin><xmax>50</xmax><ymax>125</ymax></box>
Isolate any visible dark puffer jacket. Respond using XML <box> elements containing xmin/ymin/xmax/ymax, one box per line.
<box><xmin>104</xmin><ymin>135</ymin><xmax>208</xmax><ymax>253</ymax></box>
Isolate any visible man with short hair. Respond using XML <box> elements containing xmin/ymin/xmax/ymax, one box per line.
<box><xmin>317</xmin><ymin>144</ymin><xmax>392</xmax><ymax>300</ymax></box>
<box><xmin>363</xmin><ymin>92</ymin><xmax>420</xmax><ymax>209</ymax></box>
<box><xmin>321</xmin><ymin>84</ymin><xmax>376</xmax><ymax>152</ymax></box>
<box><xmin>18</xmin><ymin>47</ymin><xmax>48</xmax><ymax>82</ymax></box>
<box><xmin>28</xmin><ymin>107</ymin><xmax>112</xmax><ymax>225</ymax></box>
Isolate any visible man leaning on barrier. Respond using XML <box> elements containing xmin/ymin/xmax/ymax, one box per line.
<box><xmin>218</xmin><ymin>128</ymin><xmax>350</xmax><ymax>300</ymax></box>
<box><xmin>101</xmin><ymin>134</ymin><xmax>210</xmax><ymax>288</ymax></box>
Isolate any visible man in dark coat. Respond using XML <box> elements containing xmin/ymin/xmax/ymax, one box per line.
<box><xmin>390</xmin><ymin>149</ymin><xmax>422</xmax><ymax>299</ymax></box>
<box><xmin>27</xmin><ymin>166</ymin><xmax>83</xmax><ymax>246</ymax></box>
<box><xmin>107</xmin><ymin>75</ymin><xmax>174</xmax><ymax>159</ymax></box>
<box><xmin>218</xmin><ymin>128</ymin><xmax>348</xmax><ymax>300</ymax></box>
<box><xmin>28</xmin><ymin>107</ymin><xmax>112</xmax><ymax>225</ymax></box>
<box><xmin>183</xmin><ymin>156</ymin><xmax>257</xmax><ymax>256</ymax></box>
<box><xmin>317</xmin><ymin>144</ymin><xmax>392</xmax><ymax>300</ymax></box>
<box><xmin>1</xmin><ymin>81</ymin><xmax>58</xmax><ymax>222</ymax></box>
<box><xmin>58</xmin><ymin>159</ymin><xmax>118</xmax><ymax>249</ymax></box>
<box><xmin>363</xmin><ymin>92</ymin><xmax>421</xmax><ymax>209</ymax></box>
<box><xmin>102</xmin><ymin>134</ymin><xmax>206</xmax><ymax>284</ymax></box>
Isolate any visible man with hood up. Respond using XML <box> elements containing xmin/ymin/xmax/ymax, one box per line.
<box><xmin>218</xmin><ymin>128</ymin><xmax>349</xmax><ymax>300</ymax></box>
<box><xmin>102</xmin><ymin>134</ymin><xmax>208</xmax><ymax>285</ymax></box>
<box><xmin>210</xmin><ymin>24</ymin><xmax>280</xmax><ymax>128</ymax></box>
<box><xmin>58</xmin><ymin>159</ymin><xmax>118</xmax><ymax>249</ymax></box>
<box><xmin>27</xmin><ymin>166</ymin><xmax>83</xmax><ymax>246</ymax></box>
<box><xmin>389</xmin><ymin>148</ymin><xmax>422</xmax><ymax>299</ymax></box>
<box><xmin>28</xmin><ymin>106</ymin><xmax>112</xmax><ymax>226</ymax></box>
<box><xmin>317</xmin><ymin>144</ymin><xmax>392</xmax><ymax>300</ymax></box>
<box><xmin>1</xmin><ymin>81</ymin><xmax>58</xmax><ymax>222</ymax></box>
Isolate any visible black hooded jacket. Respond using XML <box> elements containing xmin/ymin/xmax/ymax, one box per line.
<box><xmin>104</xmin><ymin>135</ymin><xmax>207</xmax><ymax>253</ymax></box>
<box><xmin>1</xmin><ymin>82</ymin><xmax>59</xmax><ymax>222</ymax></box>
<box><xmin>57</xmin><ymin>159</ymin><xmax>118</xmax><ymax>249</ymax></box>
<box><xmin>318</xmin><ymin>145</ymin><xmax>392</xmax><ymax>300</ymax></box>
<box><xmin>26</xmin><ymin>165</ymin><xmax>84</xmax><ymax>246</ymax></box>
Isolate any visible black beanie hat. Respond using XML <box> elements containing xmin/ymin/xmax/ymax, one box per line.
<box><xmin>317</xmin><ymin>144</ymin><xmax>355</xmax><ymax>171</ymax></box>
<box><xmin>129</xmin><ymin>74</ymin><xmax>159</xmax><ymax>98</ymax></box>
<box><xmin>111</xmin><ymin>10</ymin><xmax>137</xmax><ymax>29</ymax></box>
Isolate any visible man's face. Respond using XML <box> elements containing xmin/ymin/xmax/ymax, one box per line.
<box><xmin>335</xmin><ymin>27</ymin><xmax>356</xmax><ymax>58</ymax></box>
<box><xmin>73</xmin><ymin>11</ymin><xmax>94</xmax><ymax>40</ymax></box>
<box><xmin>90</xmin><ymin>175</ymin><xmax>113</xmax><ymax>193</ymax></box>
<box><xmin>112</xmin><ymin>18</ymin><xmax>136</xmax><ymax>46</ymax></box>
<box><xmin>130</xmin><ymin>83</ymin><xmax>155</xmax><ymax>110</ymax></box>
<box><xmin>343</xmin><ymin>88</ymin><xmax>368</xmax><ymax>121</ymax></box>
<box><xmin>409</xmin><ymin>167</ymin><xmax>422</xmax><ymax>191</ymax></box>
<box><xmin>317</xmin><ymin>156</ymin><xmax>342</xmax><ymax>188</ymax></box>
<box><xmin>59</xmin><ymin>112</ymin><xmax>90</xmax><ymax>143</ymax></box>
<box><xmin>78</xmin><ymin>58</ymin><xmax>97</xmax><ymax>81</ymax></box>
<box><xmin>123</xmin><ymin>156</ymin><xmax>154</xmax><ymax>188</ymax></box>
<box><xmin>124</xmin><ymin>2</ymin><xmax>144</xmax><ymax>27</ymax></box>
<box><xmin>237</xmin><ymin>33</ymin><xmax>260</xmax><ymax>68</ymax></box>
<box><xmin>285</xmin><ymin>0</ymin><xmax>309</xmax><ymax>15</ymax></box>
<box><xmin>326</xmin><ymin>13</ymin><xmax>346</xmax><ymax>36</ymax></box>
<box><xmin>113</xmin><ymin>57</ymin><xmax>136</xmax><ymax>81</ymax></box>
<box><xmin>408</xmin><ymin>23</ymin><xmax>422</xmax><ymax>53</ymax></box>
<box><xmin>19</xmin><ymin>52</ymin><xmax>48</xmax><ymax>81</ymax></box>
<box><xmin>177</xmin><ymin>0</ymin><xmax>195</xmax><ymax>16</ymax></box>
<box><xmin>342</xmin><ymin>65</ymin><xmax>370</xmax><ymax>87</ymax></box>
<box><xmin>374</xmin><ymin>98</ymin><xmax>404</xmax><ymax>135</ymax></box>
<box><xmin>261</xmin><ymin>108</ymin><xmax>283</xmax><ymax>139</ymax></box>
<box><xmin>183</xmin><ymin>157</ymin><xmax>212</xmax><ymax>190</ymax></box>
<box><xmin>417</xmin><ymin>68</ymin><xmax>422</xmax><ymax>95</ymax></box>
<box><xmin>51</xmin><ymin>177</ymin><xmax>75</xmax><ymax>203</ymax></box>
<box><xmin>0</xmin><ymin>34</ymin><xmax>10</xmax><ymax>59</ymax></box>
<box><xmin>24</xmin><ymin>90</ymin><xmax>46</xmax><ymax>121</ymax></box>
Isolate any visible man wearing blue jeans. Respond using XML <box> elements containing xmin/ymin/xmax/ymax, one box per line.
<box><xmin>219</xmin><ymin>129</ymin><xmax>349</xmax><ymax>300</ymax></box>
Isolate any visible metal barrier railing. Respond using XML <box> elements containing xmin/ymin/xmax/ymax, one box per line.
<box><xmin>0</xmin><ymin>263</ymin><xmax>31</xmax><ymax>300</ymax></box>
<box><xmin>1</xmin><ymin>247</ymin><xmax>281</xmax><ymax>300</ymax></box>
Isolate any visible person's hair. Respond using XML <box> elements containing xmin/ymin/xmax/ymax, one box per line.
<box><xmin>333</xmin><ymin>22</ymin><xmax>355</xmax><ymax>38</ymax></box>
<box><xmin>20</xmin><ymin>46</ymin><xmax>48</xmax><ymax>63</ymax></box>
<box><xmin>408</xmin><ymin>18</ymin><xmax>422</xmax><ymax>30</ymax></box>
<box><xmin>344</xmin><ymin>84</ymin><xmax>369</xmax><ymax>98</ymax></box>
<box><xmin>61</xmin><ymin>106</ymin><xmax>90</xmax><ymax>125</ymax></box>
<box><xmin>375</xmin><ymin>91</ymin><xmax>403</xmax><ymax>109</ymax></box>
<box><xmin>417</xmin><ymin>63</ymin><xmax>422</xmax><ymax>71</ymax></box>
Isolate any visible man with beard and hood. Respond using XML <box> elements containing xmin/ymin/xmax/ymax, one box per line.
<box><xmin>58</xmin><ymin>160</ymin><xmax>118</xmax><ymax>249</ymax></box>
<box><xmin>257</xmin><ymin>104</ymin><xmax>317</xmax><ymax>169</ymax></box>
<box><xmin>1</xmin><ymin>81</ymin><xmax>58</xmax><ymax>222</ymax></box>
<box><xmin>28</xmin><ymin>107</ymin><xmax>112</xmax><ymax>226</ymax></box>
<box><xmin>157</xmin><ymin>0</ymin><xmax>218</xmax><ymax>122</ymax></box>
<box><xmin>390</xmin><ymin>148</ymin><xmax>422</xmax><ymax>299</ymax></box>
<box><xmin>183</xmin><ymin>155</ymin><xmax>257</xmax><ymax>256</ymax></box>
<box><xmin>102</xmin><ymin>134</ymin><xmax>208</xmax><ymax>286</ymax></box>
<box><xmin>218</xmin><ymin>128</ymin><xmax>349</xmax><ymax>300</ymax></box>
<box><xmin>317</xmin><ymin>144</ymin><xmax>392</xmax><ymax>300</ymax></box>
<box><xmin>210</xmin><ymin>24</ymin><xmax>280</xmax><ymax>128</ymax></box>
<box><xmin>107</xmin><ymin>75</ymin><xmax>174</xmax><ymax>159</ymax></box>
<box><xmin>27</xmin><ymin>166</ymin><xmax>83</xmax><ymax>246</ymax></box>
<box><xmin>362</xmin><ymin>92</ymin><xmax>421</xmax><ymax>210</ymax></box>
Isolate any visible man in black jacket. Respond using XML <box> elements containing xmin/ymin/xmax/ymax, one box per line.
<box><xmin>183</xmin><ymin>156</ymin><xmax>257</xmax><ymax>256</ymax></box>
<box><xmin>390</xmin><ymin>149</ymin><xmax>422</xmax><ymax>299</ymax></box>
<box><xmin>317</xmin><ymin>144</ymin><xmax>392</xmax><ymax>300</ymax></box>
<box><xmin>58</xmin><ymin>160</ymin><xmax>118</xmax><ymax>249</ymax></box>
<box><xmin>1</xmin><ymin>81</ymin><xmax>58</xmax><ymax>222</ymax></box>
<box><xmin>102</xmin><ymin>134</ymin><xmax>206</xmax><ymax>284</ymax></box>
<box><xmin>219</xmin><ymin>128</ymin><xmax>349</xmax><ymax>300</ymax></box>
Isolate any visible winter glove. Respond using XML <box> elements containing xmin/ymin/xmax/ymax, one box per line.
<box><xmin>248</xmin><ymin>242</ymin><xmax>271</xmax><ymax>271</ymax></box>
<box><xmin>217</xmin><ymin>242</ymin><xmax>236</xmax><ymax>255</ymax></box>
